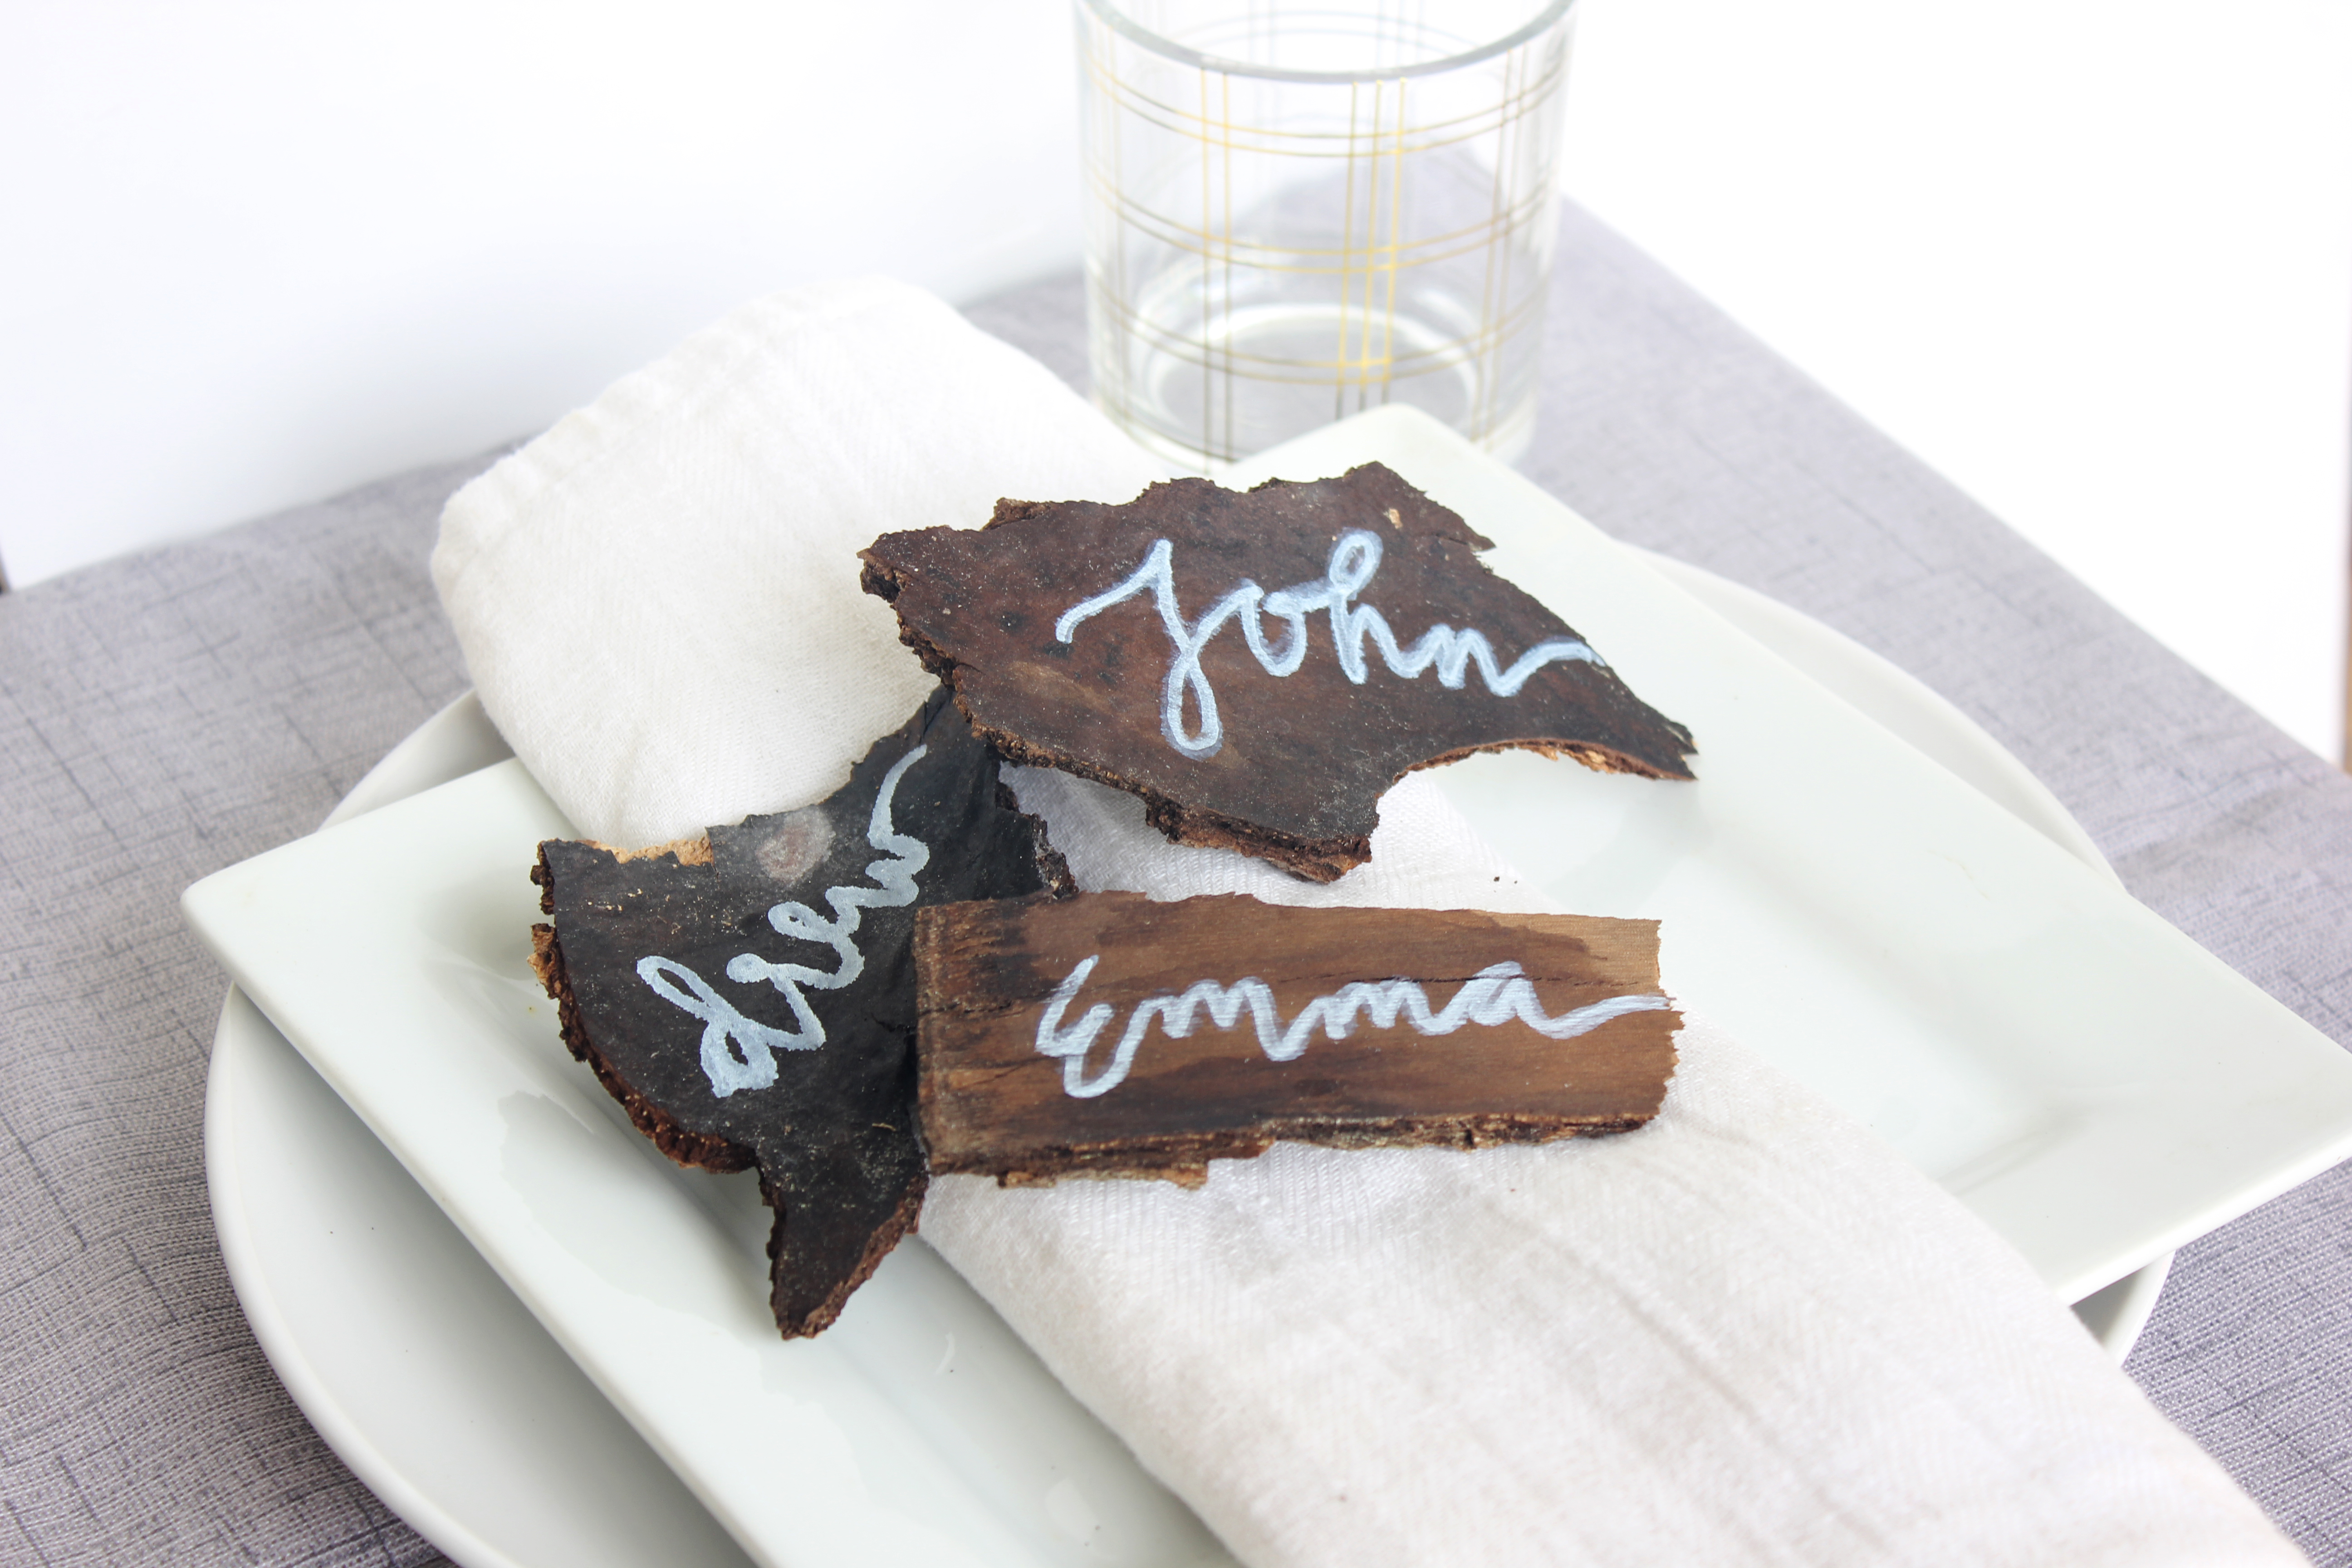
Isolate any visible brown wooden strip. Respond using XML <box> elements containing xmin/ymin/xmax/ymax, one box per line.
<box><xmin>916</xmin><ymin>892</ymin><xmax>1678</xmax><ymax>1187</ymax></box>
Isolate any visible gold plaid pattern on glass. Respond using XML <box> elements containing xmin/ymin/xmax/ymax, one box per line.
<box><xmin>1078</xmin><ymin>1</ymin><xmax>1576</xmax><ymax>470</ymax></box>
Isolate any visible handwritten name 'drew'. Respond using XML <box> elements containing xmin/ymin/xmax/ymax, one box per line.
<box><xmin>637</xmin><ymin>744</ymin><xmax>932</xmax><ymax>1098</ymax></box>
<box><xmin>1055</xmin><ymin>528</ymin><xmax>1604</xmax><ymax>759</ymax></box>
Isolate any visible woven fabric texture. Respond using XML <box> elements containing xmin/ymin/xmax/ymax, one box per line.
<box><xmin>0</xmin><ymin>458</ymin><xmax>491</xmax><ymax>1568</ymax></box>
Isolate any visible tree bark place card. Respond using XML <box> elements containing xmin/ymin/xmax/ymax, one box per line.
<box><xmin>915</xmin><ymin>892</ymin><xmax>1681</xmax><ymax>1187</ymax></box>
<box><xmin>529</xmin><ymin>687</ymin><xmax>1068</xmax><ymax>1337</ymax></box>
<box><xmin>861</xmin><ymin>463</ymin><xmax>1695</xmax><ymax>882</ymax></box>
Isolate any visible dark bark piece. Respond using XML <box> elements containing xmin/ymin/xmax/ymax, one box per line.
<box><xmin>860</xmin><ymin>463</ymin><xmax>1695</xmax><ymax>882</ymax></box>
<box><xmin>528</xmin><ymin>687</ymin><xmax>1068</xmax><ymax>1338</ymax></box>
<box><xmin>916</xmin><ymin>892</ymin><xmax>1679</xmax><ymax>1187</ymax></box>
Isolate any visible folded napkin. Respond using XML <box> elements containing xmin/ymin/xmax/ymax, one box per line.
<box><xmin>937</xmin><ymin>769</ymin><xmax>2296</xmax><ymax>1567</ymax></box>
<box><xmin>434</xmin><ymin>278</ymin><xmax>2303</xmax><ymax>1566</ymax></box>
<box><xmin>434</xmin><ymin>277</ymin><xmax>1166</xmax><ymax>848</ymax></box>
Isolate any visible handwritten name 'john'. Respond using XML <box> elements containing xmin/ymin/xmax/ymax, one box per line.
<box><xmin>1054</xmin><ymin>528</ymin><xmax>1604</xmax><ymax>760</ymax></box>
<box><xmin>1033</xmin><ymin>955</ymin><xmax>1671</xmax><ymax>1099</ymax></box>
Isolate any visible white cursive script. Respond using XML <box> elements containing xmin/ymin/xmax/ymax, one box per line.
<box><xmin>1034</xmin><ymin>955</ymin><xmax>1671</xmax><ymax>1098</ymax></box>
<box><xmin>1054</xmin><ymin>529</ymin><xmax>1605</xmax><ymax>759</ymax></box>
<box><xmin>637</xmin><ymin>744</ymin><xmax>933</xmax><ymax>1098</ymax></box>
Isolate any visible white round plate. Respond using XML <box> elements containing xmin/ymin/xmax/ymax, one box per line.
<box><xmin>205</xmin><ymin>559</ymin><xmax>2168</xmax><ymax>1568</ymax></box>
<box><xmin>205</xmin><ymin>692</ymin><xmax>755</xmax><ymax>1568</ymax></box>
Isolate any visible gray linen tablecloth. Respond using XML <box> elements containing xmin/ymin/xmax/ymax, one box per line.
<box><xmin>5</xmin><ymin>203</ymin><xmax>2348</xmax><ymax>1567</ymax></box>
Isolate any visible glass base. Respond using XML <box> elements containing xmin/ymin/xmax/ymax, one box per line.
<box><xmin>1100</xmin><ymin>290</ymin><xmax>1539</xmax><ymax>475</ymax></box>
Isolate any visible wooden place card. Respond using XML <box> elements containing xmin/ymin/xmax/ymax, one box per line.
<box><xmin>861</xmin><ymin>463</ymin><xmax>1695</xmax><ymax>882</ymax></box>
<box><xmin>915</xmin><ymin>892</ymin><xmax>1679</xmax><ymax>1187</ymax></box>
<box><xmin>529</xmin><ymin>687</ymin><xmax>1067</xmax><ymax>1338</ymax></box>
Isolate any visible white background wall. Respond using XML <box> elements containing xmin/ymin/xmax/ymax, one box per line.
<box><xmin>1561</xmin><ymin>0</ymin><xmax>2352</xmax><ymax>764</ymax></box>
<box><xmin>5</xmin><ymin>0</ymin><xmax>2347</xmax><ymax>760</ymax></box>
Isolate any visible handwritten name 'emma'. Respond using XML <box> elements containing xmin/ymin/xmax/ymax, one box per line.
<box><xmin>1054</xmin><ymin>528</ymin><xmax>1603</xmax><ymax>760</ymax></box>
<box><xmin>637</xmin><ymin>745</ymin><xmax>932</xmax><ymax>1098</ymax></box>
<box><xmin>1033</xmin><ymin>955</ymin><xmax>1671</xmax><ymax>1098</ymax></box>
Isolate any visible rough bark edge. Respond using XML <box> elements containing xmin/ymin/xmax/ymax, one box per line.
<box><xmin>947</xmin><ymin>1105</ymin><xmax>1668</xmax><ymax>1190</ymax></box>
<box><xmin>597</xmin><ymin>832</ymin><xmax>713</xmax><ymax>866</ymax></box>
<box><xmin>528</xmin><ymin>851</ymin><xmax>755</xmax><ymax>1175</ymax></box>
<box><xmin>765</xmin><ymin>1168</ymin><xmax>928</xmax><ymax>1339</ymax></box>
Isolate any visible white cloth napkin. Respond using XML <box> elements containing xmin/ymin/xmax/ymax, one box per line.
<box><xmin>433</xmin><ymin>278</ymin><xmax>2304</xmax><ymax>1567</ymax></box>
<box><xmin>433</xmin><ymin>276</ymin><xmax>1166</xmax><ymax>848</ymax></box>
<box><xmin>937</xmin><ymin>769</ymin><xmax>2298</xmax><ymax>1568</ymax></box>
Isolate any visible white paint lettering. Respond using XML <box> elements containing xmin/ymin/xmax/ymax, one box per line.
<box><xmin>1054</xmin><ymin>529</ymin><xmax>1603</xmax><ymax>759</ymax></box>
<box><xmin>1034</xmin><ymin>956</ymin><xmax>1671</xmax><ymax>1098</ymax></box>
<box><xmin>637</xmin><ymin>743</ymin><xmax>933</xmax><ymax>1098</ymax></box>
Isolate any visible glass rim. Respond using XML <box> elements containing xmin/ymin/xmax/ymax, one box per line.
<box><xmin>1077</xmin><ymin>0</ymin><xmax>1576</xmax><ymax>85</ymax></box>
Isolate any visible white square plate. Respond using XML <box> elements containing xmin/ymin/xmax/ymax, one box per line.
<box><xmin>185</xmin><ymin>407</ymin><xmax>2352</xmax><ymax>1568</ymax></box>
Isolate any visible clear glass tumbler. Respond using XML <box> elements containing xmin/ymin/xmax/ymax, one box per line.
<box><xmin>1076</xmin><ymin>0</ymin><xmax>1576</xmax><ymax>472</ymax></box>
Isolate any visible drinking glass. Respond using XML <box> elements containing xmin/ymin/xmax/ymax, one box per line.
<box><xmin>1076</xmin><ymin>0</ymin><xmax>1577</xmax><ymax>471</ymax></box>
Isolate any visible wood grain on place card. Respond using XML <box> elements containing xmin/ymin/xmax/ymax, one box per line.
<box><xmin>860</xmin><ymin>463</ymin><xmax>1695</xmax><ymax>882</ymax></box>
<box><xmin>915</xmin><ymin>892</ymin><xmax>1679</xmax><ymax>1187</ymax></box>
